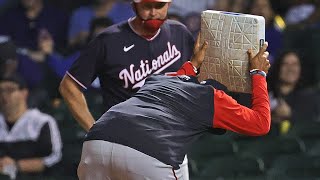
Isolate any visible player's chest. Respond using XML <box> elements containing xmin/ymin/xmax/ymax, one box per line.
<box><xmin>107</xmin><ymin>40</ymin><xmax>182</xmax><ymax>62</ymax></box>
<box><xmin>105</xmin><ymin>40</ymin><xmax>183</xmax><ymax>72</ymax></box>
<box><xmin>102</xmin><ymin>41</ymin><xmax>184</xmax><ymax>89</ymax></box>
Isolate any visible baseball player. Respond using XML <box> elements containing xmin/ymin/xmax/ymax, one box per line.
<box><xmin>77</xmin><ymin>42</ymin><xmax>271</xmax><ymax>180</ymax></box>
<box><xmin>59</xmin><ymin>0</ymin><xmax>194</xmax><ymax>131</ymax></box>
<box><xmin>60</xmin><ymin>0</ymin><xmax>194</xmax><ymax>176</ymax></box>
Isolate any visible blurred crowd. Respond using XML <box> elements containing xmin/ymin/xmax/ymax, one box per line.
<box><xmin>0</xmin><ymin>0</ymin><xmax>320</xmax><ymax>179</ymax></box>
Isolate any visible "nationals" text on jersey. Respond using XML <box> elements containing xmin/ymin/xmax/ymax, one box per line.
<box><xmin>119</xmin><ymin>42</ymin><xmax>181</xmax><ymax>89</ymax></box>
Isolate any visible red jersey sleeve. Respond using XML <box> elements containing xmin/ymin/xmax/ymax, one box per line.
<box><xmin>166</xmin><ymin>62</ymin><xmax>196</xmax><ymax>76</ymax></box>
<box><xmin>212</xmin><ymin>75</ymin><xmax>271</xmax><ymax>136</ymax></box>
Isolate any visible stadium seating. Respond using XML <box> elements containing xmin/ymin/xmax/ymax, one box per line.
<box><xmin>268</xmin><ymin>154</ymin><xmax>320</xmax><ymax>179</ymax></box>
<box><xmin>287</xmin><ymin>121</ymin><xmax>320</xmax><ymax>139</ymax></box>
<box><xmin>198</xmin><ymin>156</ymin><xmax>265</xmax><ymax>179</ymax></box>
<box><xmin>188</xmin><ymin>133</ymin><xmax>238</xmax><ymax>175</ymax></box>
<box><xmin>237</xmin><ymin>136</ymin><xmax>306</xmax><ymax>168</ymax></box>
<box><xmin>189</xmin><ymin>119</ymin><xmax>320</xmax><ymax>179</ymax></box>
<box><xmin>46</xmin><ymin>101</ymin><xmax>85</xmax><ymax>178</ymax></box>
<box><xmin>306</xmin><ymin>139</ymin><xmax>320</xmax><ymax>156</ymax></box>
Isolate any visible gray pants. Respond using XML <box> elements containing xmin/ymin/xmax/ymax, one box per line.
<box><xmin>78</xmin><ymin>140</ymin><xmax>189</xmax><ymax>180</ymax></box>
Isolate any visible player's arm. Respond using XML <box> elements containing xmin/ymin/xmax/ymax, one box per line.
<box><xmin>212</xmin><ymin>43</ymin><xmax>271</xmax><ymax>136</ymax></box>
<box><xmin>59</xmin><ymin>75</ymin><xmax>95</xmax><ymax>132</ymax></box>
<box><xmin>176</xmin><ymin>34</ymin><xmax>208</xmax><ymax>76</ymax></box>
<box><xmin>59</xmin><ymin>36</ymin><xmax>105</xmax><ymax>132</ymax></box>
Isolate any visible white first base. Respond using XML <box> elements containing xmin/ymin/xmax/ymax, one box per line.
<box><xmin>199</xmin><ymin>10</ymin><xmax>265</xmax><ymax>93</ymax></box>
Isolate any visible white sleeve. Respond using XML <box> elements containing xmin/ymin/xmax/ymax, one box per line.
<box><xmin>43</xmin><ymin>117</ymin><xmax>62</xmax><ymax>167</ymax></box>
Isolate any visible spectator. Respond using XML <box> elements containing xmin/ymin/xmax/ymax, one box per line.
<box><xmin>42</xmin><ymin>17</ymin><xmax>114</xmax><ymax>88</ymax></box>
<box><xmin>0</xmin><ymin>17</ymin><xmax>113</xmax><ymax>107</ymax></box>
<box><xmin>0</xmin><ymin>75</ymin><xmax>62</xmax><ymax>179</ymax></box>
<box><xmin>250</xmin><ymin>0</ymin><xmax>283</xmax><ymax>63</ymax></box>
<box><xmin>0</xmin><ymin>0</ymin><xmax>68</xmax><ymax>52</ymax></box>
<box><xmin>0</xmin><ymin>36</ymin><xmax>60</xmax><ymax>108</ymax></box>
<box><xmin>68</xmin><ymin>0</ymin><xmax>134</xmax><ymax>49</ymax></box>
<box><xmin>268</xmin><ymin>50</ymin><xmax>320</xmax><ymax>135</ymax></box>
<box><xmin>39</xmin><ymin>17</ymin><xmax>113</xmax><ymax>79</ymax></box>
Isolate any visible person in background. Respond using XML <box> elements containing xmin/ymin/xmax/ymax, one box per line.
<box><xmin>68</xmin><ymin>0</ymin><xmax>134</xmax><ymax>49</ymax></box>
<box><xmin>0</xmin><ymin>75</ymin><xmax>62</xmax><ymax>179</ymax></box>
<box><xmin>0</xmin><ymin>0</ymin><xmax>68</xmax><ymax>52</ymax></box>
<box><xmin>0</xmin><ymin>35</ymin><xmax>63</xmax><ymax>108</ymax></box>
<box><xmin>39</xmin><ymin>17</ymin><xmax>114</xmax><ymax>80</ymax></box>
<box><xmin>268</xmin><ymin>50</ymin><xmax>320</xmax><ymax>135</ymax></box>
<box><xmin>250</xmin><ymin>0</ymin><xmax>284</xmax><ymax>64</ymax></box>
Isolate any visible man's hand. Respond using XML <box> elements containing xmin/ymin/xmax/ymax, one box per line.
<box><xmin>27</xmin><ymin>50</ymin><xmax>46</xmax><ymax>62</ymax></box>
<box><xmin>190</xmin><ymin>33</ymin><xmax>208</xmax><ymax>69</ymax></box>
<box><xmin>247</xmin><ymin>42</ymin><xmax>271</xmax><ymax>74</ymax></box>
<box><xmin>275</xmin><ymin>99</ymin><xmax>292</xmax><ymax>119</ymax></box>
<box><xmin>0</xmin><ymin>156</ymin><xmax>15</xmax><ymax>172</ymax></box>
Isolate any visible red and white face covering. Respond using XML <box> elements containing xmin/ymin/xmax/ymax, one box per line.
<box><xmin>132</xmin><ymin>3</ymin><xmax>167</xmax><ymax>35</ymax></box>
<box><xmin>140</xmin><ymin>18</ymin><xmax>166</xmax><ymax>33</ymax></box>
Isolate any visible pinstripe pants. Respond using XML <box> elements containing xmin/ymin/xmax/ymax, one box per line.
<box><xmin>78</xmin><ymin>140</ymin><xmax>189</xmax><ymax>180</ymax></box>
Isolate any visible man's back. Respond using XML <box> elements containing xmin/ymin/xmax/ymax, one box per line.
<box><xmin>86</xmin><ymin>75</ymin><xmax>214</xmax><ymax>169</ymax></box>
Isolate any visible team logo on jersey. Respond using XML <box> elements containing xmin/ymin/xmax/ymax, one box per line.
<box><xmin>123</xmin><ymin>44</ymin><xmax>135</xmax><ymax>52</ymax></box>
<box><xmin>119</xmin><ymin>42</ymin><xmax>181</xmax><ymax>89</ymax></box>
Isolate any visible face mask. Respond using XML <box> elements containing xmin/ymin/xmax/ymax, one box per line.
<box><xmin>132</xmin><ymin>3</ymin><xmax>167</xmax><ymax>34</ymax></box>
<box><xmin>141</xmin><ymin>19</ymin><xmax>165</xmax><ymax>33</ymax></box>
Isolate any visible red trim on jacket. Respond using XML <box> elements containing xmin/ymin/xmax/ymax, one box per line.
<box><xmin>169</xmin><ymin>62</ymin><xmax>196</xmax><ymax>76</ymax></box>
<box><xmin>213</xmin><ymin>75</ymin><xmax>271</xmax><ymax>136</ymax></box>
<box><xmin>175</xmin><ymin>62</ymin><xmax>270</xmax><ymax>135</ymax></box>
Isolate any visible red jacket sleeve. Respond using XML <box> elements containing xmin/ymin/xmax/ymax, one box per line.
<box><xmin>212</xmin><ymin>75</ymin><xmax>271</xmax><ymax>136</ymax></box>
<box><xmin>166</xmin><ymin>62</ymin><xmax>196</xmax><ymax>76</ymax></box>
